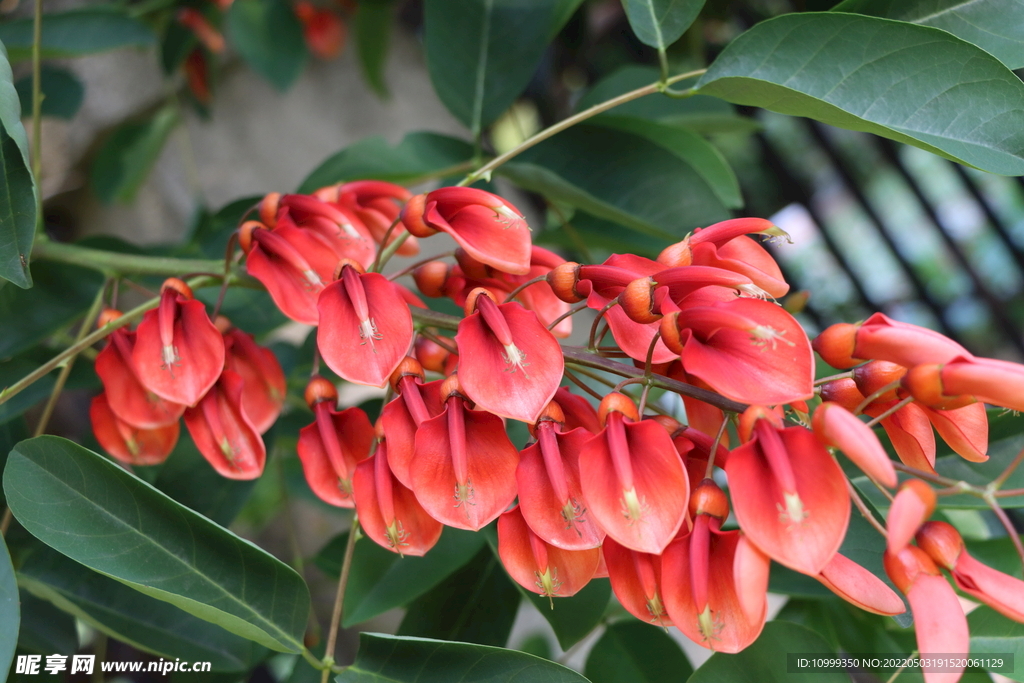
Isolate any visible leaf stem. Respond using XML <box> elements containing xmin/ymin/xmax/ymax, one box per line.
<box><xmin>32</xmin><ymin>279</ymin><xmax>109</xmax><ymax>437</ymax></box>
<box><xmin>321</xmin><ymin>513</ymin><xmax>360</xmax><ymax>683</ymax></box>
<box><xmin>33</xmin><ymin>238</ymin><xmax>226</xmax><ymax>277</ymax></box>
<box><xmin>458</xmin><ymin>69</ymin><xmax>707</xmax><ymax>185</ymax></box>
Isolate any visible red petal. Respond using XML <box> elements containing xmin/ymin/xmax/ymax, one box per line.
<box><xmin>224</xmin><ymin>329</ymin><xmax>286</xmax><ymax>434</ymax></box>
<box><xmin>379</xmin><ymin>379</ymin><xmax>446</xmax><ymax>488</ymax></box>
<box><xmin>579</xmin><ymin>418</ymin><xmax>689</xmax><ymax>554</ymax></box>
<box><xmin>133</xmin><ymin>294</ymin><xmax>225</xmax><ymax>407</ymax></box>
<box><xmin>661</xmin><ymin>528</ymin><xmax>766</xmax><ymax>653</ymax></box>
<box><xmin>317</xmin><ymin>272</ymin><xmax>414</xmax><ymax>388</ymax></box>
<box><xmin>691</xmin><ymin>236</ymin><xmax>789</xmax><ymax>299</ymax></box>
<box><xmin>245</xmin><ymin>222</ymin><xmax>338</xmax><ymax>324</ymax></box>
<box><xmin>874</xmin><ymin>401</ymin><xmax>937</xmax><ymax>473</ymax></box>
<box><xmin>554</xmin><ymin>387</ymin><xmax>601</xmax><ymax>434</ymax></box>
<box><xmin>90</xmin><ymin>393</ymin><xmax>179</xmax><ymax>466</ymax></box>
<box><xmin>455</xmin><ymin>301</ymin><xmax>563</xmax><ymax>423</ymax></box>
<box><xmin>887</xmin><ymin>484</ymin><xmax>935</xmax><ymax>555</ymax></box>
<box><xmin>854</xmin><ymin>313</ymin><xmax>971</xmax><ymax>367</ymax></box>
<box><xmin>733</xmin><ymin>533</ymin><xmax>771</xmax><ymax>621</ymax></box>
<box><xmin>953</xmin><ymin>552</ymin><xmax>1024</xmax><ymax>621</ymax></box>
<box><xmin>516</xmin><ymin>426</ymin><xmax>605</xmax><ymax>550</ymax></box>
<box><xmin>497</xmin><ymin>506</ymin><xmax>600</xmax><ymax>598</ymax></box>
<box><xmin>602</xmin><ymin>537</ymin><xmax>672</xmax><ymax>628</ymax></box>
<box><xmin>679</xmin><ymin>298</ymin><xmax>813</xmax><ymax>405</ymax></box>
<box><xmin>95</xmin><ymin>329</ymin><xmax>185</xmax><ymax>429</ymax></box>
<box><xmin>183</xmin><ymin>371</ymin><xmax>265</xmax><ymax>479</ymax></box>
<box><xmin>352</xmin><ymin>441</ymin><xmax>442</xmax><ymax>556</ymax></box>
<box><xmin>905</xmin><ymin>575</ymin><xmax>969</xmax><ymax>683</ymax></box>
<box><xmin>425</xmin><ymin>202</ymin><xmax>531</xmax><ymax>275</ymax></box>
<box><xmin>923</xmin><ymin>403</ymin><xmax>988</xmax><ymax>463</ymax></box>
<box><xmin>816</xmin><ymin>553</ymin><xmax>905</xmax><ymax>616</ymax></box>
<box><xmin>602</xmin><ymin>304</ymin><xmax>677</xmax><ymax>364</ymax></box>
<box><xmin>296</xmin><ymin>405</ymin><xmax>375</xmax><ymax>506</ymax></box>
<box><xmin>410</xmin><ymin>400</ymin><xmax>519</xmax><ymax>530</ymax></box>
<box><xmin>726</xmin><ymin>426</ymin><xmax>849</xmax><ymax>575</ymax></box>
<box><xmin>813</xmin><ymin>402</ymin><xmax>897</xmax><ymax>487</ymax></box>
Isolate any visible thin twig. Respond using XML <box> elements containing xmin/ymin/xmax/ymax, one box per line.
<box><xmin>891</xmin><ymin>462</ymin><xmax>965</xmax><ymax>489</ymax></box>
<box><xmin>864</xmin><ymin>395</ymin><xmax>914</xmax><ymax>427</ymax></box>
<box><xmin>848</xmin><ymin>479</ymin><xmax>888</xmax><ymax>538</ymax></box>
<box><xmin>991</xmin><ymin>445</ymin><xmax>1024</xmax><ymax>490</ymax></box>
<box><xmin>370</xmin><ymin>217</ymin><xmax>405</xmax><ymax>273</ymax></box>
<box><xmin>815</xmin><ymin>371</ymin><xmax>854</xmax><ymax>386</ymax></box>
<box><xmin>854</xmin><ymin>380</ymin><xmax>902</xmax><ymax>416</ymax></box>
<box><xmin>387</xmin><ymin>251</ymin><xmax>456</xmax><ymax>282</ymax></box>
<box><xmin>322</xmin><ymin>514</ymin><xmax>360</xmax><ymax>683</ymax></box>
<box><xmin>985</xmin><ymin>494</ymin><xmax>1024</xmax><ymax>573</ymax></box>
<box><xmin>547</xmin><ymin>301</ymin><xmax>588</xmax><ymax>331</ymax></box>
<box><xmin>588</xmin><ymin>300</ymin><xmax>617</xmax><ymax>350</ymax></box>
<box><xmin>503</xmin><ymin>275</ymin><xmax>548</xmax><ymax>303</ymax></box>
<box><xmin>563</xmin><ymin>369</ymin><xmax>605</xmax><ymax>402</ymax></box>
<box><xmin>705</xmin><ymin>415</ymin><xmax>730</xmax><ymax>479</ymax></box>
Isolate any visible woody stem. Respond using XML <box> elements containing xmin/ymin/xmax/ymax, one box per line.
<box><xmin>322</xmin><ymin>513</ymin><xmax>360</xmax><ymax>683</ymax></box>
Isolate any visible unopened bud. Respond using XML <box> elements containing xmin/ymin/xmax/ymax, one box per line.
<box><xmin>618</xmin><ymin>277</ymin><xmax>661</xmax><ymax>324</ymax></box>
<box><xmin>259</xmin><ymin>192</ymin><xmax>281</xmax><ymax>227</ymax></box>
<box><xmin>901</xmin><ymin>364</ymin><xmax>976</xmax><ymax>410</ymax></box>
<box><xmin>915</xmin><ymin>521</ymin><xmax>965</xmax><ymax>570</ymax></box>
<box><xmin>853</xmin><ymin>361</ymin><xmax>906</xmax><ymax>403</ymax></box>
<box><xmin>813</xmin><ymin>323</ymin><xmax>863</xmax><ymax>369</ymax></box>
<box><xmin>547</xmin><ymin>262</ymin><xmax>584</xmax><ymax>303</ymax></box>
<box><xmin>400</xmin><ymin>194</ymin><xmax>436</xmax><ymax>238</ymax></box>
<box><xmin>412</xmin><ymin>261</ymin><xmax>450</xmax><ymax>298</ymax></box>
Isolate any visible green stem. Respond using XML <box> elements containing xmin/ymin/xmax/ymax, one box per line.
<box><xmin>990</xmin><ymin>445</ymin><xmax>1024</xmax><ymax>490</ymax></box>
<box><xmin>33</xmin><ymin>280</ymin><xmax>109</xmax><ymax>437</ymax></box>
<box><xmin>321</xmin><ymin>514</ymin><xmax>360</xmax><ymax>683</ymax></box>
<box><xmin>0</xmin><ymin>275</ymin><xmax>220</xmax><ymax>408</ymax></box>
<box><xmin>33</xmin><ymin>238</ymin><xmax>225</xmax><ymax>277</ymax></box>
<box><xmin>458</xmin><ymin>69</ymin><xmax>706</xmax><ymax>186</ymax></box>
<box><xmin>370</xmin><ymin>217</ymin><xmax>405</xmax><ymax>273</ymax></box>
<box><xmin>984</xmin><ymin>493</ymin><xmax>1024</xmax><ymax>572</ymax></box>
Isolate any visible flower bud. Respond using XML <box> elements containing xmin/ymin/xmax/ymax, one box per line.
<box><xmin>853</xmin><ymin>361</ymin><xmax>906</xmax><ymax>403</ymax></box>
<box><xmin>883</xmin><ymin>545</ymin><xmax>940</xmax><ymax>594</ymax></box>
<box><xmin>414</xmin><ymin>336</ymin><xmax>450</xmax><ymax>374</ymax></box>
<box><xmin>901</xmin><ymin>364</ymin><xmax>976</xmax><ymax>410</ymax></box>
<box><xmin>399</xmin><ymin>194</ymin><xmax>437</xmax><ymax>238</ymax></box>
<box><xmin>412</xmin><ymin>261</ymin><xmax>450</xmax><ymax>298</ymax></box>
<box><xmin>237</xmin><ymin>220</ymin><xmax>263</xmax><ymax>253</ymax></box>
<box><xmin>817</xmin><ymin>378</ymin><xmax>865</xmax><ymax>412</ymax></box>
<box><xmin>813</xmin><ymin>323</ymin><xmax>862</xmax><ymax>369</ymax></box>
<box><xmin>689</xmin><ymin>478</ymin><xmax>729</xmax><ymax>520</ymax></box>
<box><xmin>97</xmin><ymin>308</ymin><xmax>123</xmax><ymax>329</ymax></box>
<box><xmin>259</xmin><ymin>192</ymin><xmax>281</xmax><ymax>227</ymax></box>
<box><xmin>618</xmin><ymin>277</ymin><xmax>661</xmax><ymax>324</ymax></box>
<box><xmin>659</xmin><ymin>311</ymin><xmax>684</xmax><ymax>354</ymax></box>
<box><xmin>915</xmin><ymin>521</ymin><xmax>964</xmax><ymax>570</ymax></box>
<box><xmin>547</xmin><ymin>262</ymin><xmax>584</xmax><ymax>303</ymax></box>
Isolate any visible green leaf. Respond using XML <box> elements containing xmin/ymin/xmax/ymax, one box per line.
<box><xmin>0</xmin><ymin>534</ymin><xmax>18</xmax><ymax>678</ymax></box>
<box><xmin>696</xmin><ymin>13</ymin><xmax>1024</xmax><ymax>176</ymax></box>
<box><xmin>315</xmin><ymin>526</ymin><xmax>486</xmax><ymax>627</ymax></box>
<box><xmin>4</xmin><ymin>436</ymin><xmax>311</xmax><ymax>653</ymax></box>
<box><xmin>969</xmin><ymin>607</ymin><xmax>1024</xmax><ymax>682</ymax></box>
<box><xmin>584</xmin><ymin>620</ymin><xmax>692</xmax><ymax>683</ymax></box>
<box><xmin>161</xmin><ymin>20</ymin><xmax>198</xmax><ymax>74</ymax></box>
<box><xmin>336</xmin><ymin>633</ymin><xmax>591</xmax><ymax>683</ymax></box>
<box><xmin>500</xmin><ymin>124</ymin><xmax>730</xmax><ymax>241</ymax></box>
<box><xmin>17</xmin><ymin>591</ymin><xmax>78</xmax><ymax>655</ymax></box>
<box><xmin>18</xmin><ymin>545</ymin><xmax>267</xmax><ymax>671</ymax></box>
<box><xmin>152</xmin><ymin>438</ymin><xmax>257</xmax><ymax>527</ymax></box>
<box><xmin>621</xmin><ymin>0</ymin><xmax>705</xmax><ymax>50</ymax></box>
<box><xmin>398</xmin><ymin>546</ymin><xmax>520</xmax><ymax>646</ymax></box>
<box><xmin>577</xmin><ymin>66</ymin><xmax>757</xmax><ymax>134</ymax></box>
<box><xmin>0</xmin><ymin>42</ymin><xmax>36</xmax><ymax>289</ymax></box>
<box><xmin>91</xmin><ymin>106</ymin><xmax>180</xmax><ymax>204</ymax></box>
<box><xmin>424</xmin><ymin>0</ymin><xmax>579</xmax><ymax>136</ymax></box>
<box><xmin>354</xmin><ymin>0</ymin><xmax>393</xmax><ymax>96</ymax></box>
<box><xmin>832</xmin><ymin>0</ymin><xmax>1024</xmax><ymax>70</ymax></box>
<box><xmin>226</xmin><ymin>0</ymin><xmax>307</xmax><ymax>91</ymax></box>
<box><xmin>537</xmin><ymin>211</ymin><xmax>671</xmax><ymax>260</ymax></box>
<box><xmin>0</xmin><ymin>261</ymin><xmax>105</xmax><ymax>359</ymax></box>
<box><xmin>688</xmin><ymin>622</ymin><xmax>848</xmax><ymax>683</ymax></box>
<box><xmin>0</xmin><ymin>7</ymin><xmax>156</xmax><ymax>62</ymax></box>
<box><xmin>592</xmin><ymin>117</ymin><xmax>741</xmax><ymax>208</ymax></box>
<box><xmin>14</xmin><ymin>65</ymin><xmax>84</xmax><ymax>120</ymax></box>
<box><xmin>935</xmin><ymin>436</ymin><xmax>1024</xmax><ymax>508</ymax></box>
<box><xmin>522</xmin><ymin>580</ymin><xmax>611</xmax><ymax>651</ymax></box>
<box><xmin>297</xmin><ymin>132</ymin><xmax>474</xmax><ymax>193</ymax></box>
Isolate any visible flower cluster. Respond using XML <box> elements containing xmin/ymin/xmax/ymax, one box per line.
<box><xmin>88</xmin><ymin>181</ymin><xmax>1024</xmax><ymax>674</ymax></box>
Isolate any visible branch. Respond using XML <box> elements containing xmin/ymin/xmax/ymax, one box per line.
<box><xmin>33</xmin><ymin>238</ymin><xmax>226</xmax><ymax>277</ymax></box>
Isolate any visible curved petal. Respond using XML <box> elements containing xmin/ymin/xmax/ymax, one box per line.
<box><xmin>353</xmin><ymin>442</ymin><xmax>442</xmax><ymax>557</ymax></box>
<box><xmin>874</xmin><ymin>401</ymin><xmax>937</xmax><ymax>473</ymax></box>
<box><xmin>95</xmin><ymin>330</ymin><xmax>185</xmax><ymax>429</ymax></box>
<box><xmin>379</xmin><ymin>379</ymin><xmax>445</xmax><ymax>488</ymax></box>
<box><xmin>923</xmin><ymin>403</ymin><xmax>988</xmax><ymax>463</ymax></box>
<box><xmin>426</xmin><ymin>202</ymin><xmax>531</xmax><ymax>275</ymax></box>
<box><xmin>133</xmin><ymin>294</ymin><xmax>226</xmax><ymax>407</ymax></box>
<box><xmin>183</xmin><ymin>371</ymin><xmax>265</xmax><ymax>480</ymax></box>
<box><xmin>662</xmin><ymin>529</ymin><xmax>766</xmax><ymax>653</ymax></box>
<box><xmin>497</xmin><ymin>506</ymin><xmax>600</xmax><ymax>599</ymax></box>
<box><xmin>296</xmin><ymin>405</ymin><xmax>375</xmax><ymax>506</ymax></box>
<box><xmin>224</xmin><ymin>329</ymin><xmax>286</xmax><ymax>434</ymax></box>
<box><xmin>854</xmin><ymin>313</ymin><xmax>971</xmax><ymax>367</ymax></box>
<box><xmin>456</xmin><ymin>301</ymin><xmax>563</xmax><ymax>423</ymax></box>
<box><xmin>517</xmin><ymin>427</ymin><xmax>605</xmax><ymax>550</ymax></box>
<box><xmin>410</xmin><ymin>401</ymin><xmax>519</xmax><ymax>530</ymax></box>
<box><xmin>602</xmin><ymin>537</ymin><xmax>672</xmax><ymax>628</ymax></box>
<box><xmin>579</xmin><ymin>418</ymin><xmax>689</xmax><ymax>554</ymax></box>
<box><xmin>887</xmin><ymin>483</ymin><xmax>936</xmax><ymax>555</ymax></box>
<box><xmin>726</xmin><ymin>426</ymin><xmax>849</xmax><ymax>575</ymax></box>
<box><xmin>733</xmin><ymin>533</ymin><xmax>771</xmax><ymax>621</ymax></box>
<box><xmin>905</xmin><ymin>575</ymin><xmax>969</xmax><ymax>683</ymax></box>
<box><xmin>816</xmin><ymin>553</ymin><xmax>905</xmax><ymax>616</ymax></box>
<box><xmin>317</xmin><ymin>272</ymin><xmax>414</xmax><ymax>388</ymax></box>
<box><xmin>554</xmin><ymin>388</ymin><xmax>601</xmax><ymax>434</ymax></box>
<box><xmin>690</xmin><ymin>236</ymin><xmax>789</xmax><ymax>299</ymax></box>
<box><xmin>952</xmin><ymin>552</ymin><xmax>1024</xmax><ymax>621</ymax></box>
<box><xmin>90</xmin><ymin>393</ymin><xmax>179</xmax><ymax>466</ymax></box>
<box><xmin>813</xmin><ymin>402</ymin><xmax>897</xmax><ymax>487</ymax></box>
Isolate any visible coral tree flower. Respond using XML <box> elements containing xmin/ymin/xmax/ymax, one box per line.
<box><xmin>916</xmin><ymin>521</ymin><xmax>1024</xmax><ymax>622</ymax></box>
<box><xmin>294</xmin><ymin>1</ymin><xmax>345</xmax><ymax>59</ymax></box>
<box><xmin>401</xmin><ymin>187</ymin><xmax>532</xmax><ymax>275</ymax></box>
<box><xmin>886</xmin><ymin>480</ymin><xmax>937</xmax><ymax>554</ymax></box>
<box><xmin>410</xmin><ymin>374</ymin><xmax>519</xmax><ymax>531</ymax></box>
<box><xmin>327</xmin><ymin>180</ymin><xmax>418</xmax><ymax>256</ymax></box>
<box><xmin>379</xmin><ymin>359</ymin><xmax>445</xmax><ymax>488</ymax></box>
<box><xmin>94</xmin><ymin>309</ymin><xmax>185</xmax><ymax>429</ymax></box>
<box><xmin>884</xmin><ymin>546</ymin><xmax>969</xmax><ymax>683</ymax></box>
<box><xmin>603</xmin><ymin>537</ymin><xmax>672</xmax><ymax>628</ymax></box>
<box><xmin>813</xmin><ymin>313</ymin><xmax>971</xmax><ymax>370</ymax></box>
<box><xmin>317</xmin><ymin>261</ymin><xmax>414</xmax><ymax>388</ymax></box>
<box><xmin>296</xmin><ymin>377</ymin><xmax>374</xmax><ymax>506</ymax></box>
<box><xmin>815</xmin><ymin>552</ymin><xmax>905</xmax><ymax>616</ymax></box>
<box><xmin>662</xmin><ymin>480</ymin><xmax>768</xmax><ymax>653</ymax></box>
<box><xmin>352</xmin><ymin>427</ymin><xmax>442</xmax><ymax>557</ymax></box>
<box><xmin>516</xmin><ymin>401</ymin><xmax>604</xmax><ymax>551</ymax></box>
<box><xmin>274</xmin><ymin>193</ymin><xmax>376</xmax><ymax>267</ymax></box>
<box><xmin>497</xmin><ymin>505</ymin><xmax>600</xmax><ymax>604</ymax></box>
<box><xmin>132</xmin><ymin>278</ymin><xmax>225</xmax><ymax>407</ymax></box>
<box><xmin>578</xmin><ymin>393</ymin><xmax>689</xmax><ymax>554</ymax></box>
<box><xmin>908</xmin><ymin>356</ymin><xmax>1024</xmax><ymax>414</ymax></box>
<box><xmin>726</xmin><ymin>407</ymin><xmax>849</xmax><ymax>575</ymax></box>
<box><xmin>812</xmin><ymin>401</ymin><xmax>897</xmax><ymax>487</ymax></box>
<box><xmin>90</xmin><ymin>394</ymin><xmax>179</xmax><ymax>466</ymax></box>
<box><xmin>221</xmin><ymin>322</ymin><xmax>286</xmax><ymax>434</ymax></box>
<box><xmin>455</xmin><ymin>288</ymin><xmax>563</xmax><ymax>424</ymax></box>
<box><xmin>183</xmin><ymin>370</ymin><xmax>265</xmax><ymax>479</ymax></box>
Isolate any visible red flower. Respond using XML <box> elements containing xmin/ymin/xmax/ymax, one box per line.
<box><xmin>317</xmin><ymin>262</ymin><xmax>414</xmax><ymax>388</ymax></box>
<box><xmin>516</xmin><ymin>402</ymin><xmax>604</xmax><ymax>551</ymax></box>
<box><xmin>455</xmin><ymin>288</ymin><xmax>563</xmax><ymax>424</ymax></box>
<box><xmin>812</xmin><ymin>401</ymin><xmax>897</xmax><ymax>487</ymax></box>
<box><xmin>332</xmin><ymin>180</ymin><xmax>418</xmax><ymax>256</ymax></box>
<box><xmin>295</xmin><ymin>1</ymin><xmax>346</xmax><ymax>59</ymax></box>
<box><xmin>815</xmin><ymin>553</ymin><xmax>905</xmax><ymax>616</ymax></box>
<box><xmin>379</xmin><ymin>359</ymin><xmax>446</xmax><ymax>488</ymax></box>
<box><xmin>402</xmin><ymin>187</ymin><xmax>532</xmax><ymax>275</ymax></box>
<box><xmin>578</xmin><ymin>393</ymin><xmax>689</xmax><ymax>555</ymax></box>
<box><xmin>814</xmin><ymin>313</ymin><xmax>971</xmax><ymax>370</ymax></box>
<box><xmin>132</xmin><ymin>279</ymin><xmax>225</xmax><ymax>407</ymax></box>
<box><xmin>222</xmin><ymin>325</ymin><xmax>286</xmax><ymax>434</ymax></box>
<box><xmin>183</xmin><ymin>370</ymin><xmax>265</xmax><ymax>479</ymax></box>
<box><xmin>497</xmin><ymin>506</ymin><xmax>600</xmax><ymax>604</ymax></box>
<box><xmin>177</xmin><ymin>8</ymin><xmax>225</xmax><ymax>53</ymax></box>
<box><xmin>886</xmin><ymin>480</ymin><xmax>937</xmax><ymax>554</ymax></box>
<box><xmin>275</xmin><ymin>194</ymin><xmax>375</xmax><ymax>267</ymax></box>
<box><xmin>94</xmin><ymin>312</ymin><xmax>184</xmax><ymax>429</ymax></box>
<box><xmin>90</xmin><ymin>394</ymin><xmax>179</xmax><ymax>467</ymax></box>
<box><xmin>726</xmin><ymin>407</ymin><xmax>849</xmax><ymax>575</ymax></box>
<box><xmin>296</xmin><ymin>377</ymin><xmax>374</xmax><ymax>506</ymax></box>
<box><xmin>352</xmin><ymin>436</ymin><xmax>442</xmax><ymax>557</ymax></box>
<box><xmin>409</xmin><ymin>375</ymin><xmax>519</xmax><ymax>531</ymax></box>
<box><xmin>602</xmin><ymin>537</ymin><xmax>672</xmax><ymax>628</ymax></box>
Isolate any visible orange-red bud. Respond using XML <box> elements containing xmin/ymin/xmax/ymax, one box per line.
<box><xmin>649</xmin><ymin>414</ymin><xmax>683</xmax><ymax>437</ymax></box>
<box><xmin>389</xmin><ymin>356</ymin><xmax>425</xmax><ymax>393</ymax></box>
<box><xmin>454</xmin><ymin>248</ymin><xmax>491</xmax><ymax>280</ymax></box>
<box><xmin>618</xmin><ymin>277</ymin><xmax>661</xmax><ymax>324</ymax></box>
<box><xmin>259</xmin><ymin>192</ymin><xmax>281</xmax><ymax>227</ymax></box>
<box><xmin>547</xmin><ymin>262</ymin><xmax>584</xmax><ymax>303</ymax></box>
<box><xmin>689</xmin><ymin>478</ymin><xmax>729</xmax><ymax>520</ymax></box>
<box><xmin>414</xmin><ymin>336</ymin><xmax>450</xmax><ymax>374</ymax></box>
<box><xmin>813</xmin><ymin>323</ymin><xmax>863</xmax><ymax>369</ymax></box>
<box><xmin>883</xmin><ymin>545</ymin><xmax>941</xmax><ymax>594</ymax></box>
<box><xmin>915</xmin><ymin>521</ymin><xmax>965</xmax><ymax>570</ymax></box>
<box><xmin>853</xmin><ymin>361</ymin><xmax>906</xmax><ymax>402</ymax></box>
<box><xmin>659</xmin><ymin>311</ymin><xmax>684</xmax><ymax>354</ymax></box>
<box><xmin>597</xmin><ymin>392</ymin><xmax>640</xmax><ymax>426</ymax></box>
<box><xmin>304</xmin><ymin>376</ymin><xmax>337</xmax><ymax>408</ymax></box>
<box><xmin>817</xmin><ymin>378</ymin><xmax>865</xmax><ymax>412</ymax></box>
<box><xmin>656</xmin><ymin>239</ymin><xmax>692</xmax><ymax>267</ymax></box>
<box><xmin>412</xmin><ymin>261</ymin><xmax>450</xmax><ymax>298</ymax></box>
<box><xmin>97</xmin><ymin>308</ymin><xmax>123</xmax><ymax>328</ymax></box>
<box><xmin>901</xmin><ymin>364</ymin><xmax>976</xmax><ymax>410</ymax></box>
<box><xmin>238</xmin><ymin>220</ymin><xmax>264</xmax><ymax>253</ymax></box>
<box><xmin>213</xmin><ymin>315</ymin><xmax>233</xmax><ymax>334</ymax></box>
<box><xmin>161</xmin><ymin>277</ymin><xmax>193</xmax><ymax>299</ymax></box>
<box><xmin>400</xmin><ymin>194</ymin><xmax>436</xmax><ymax>238</ymax></box>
